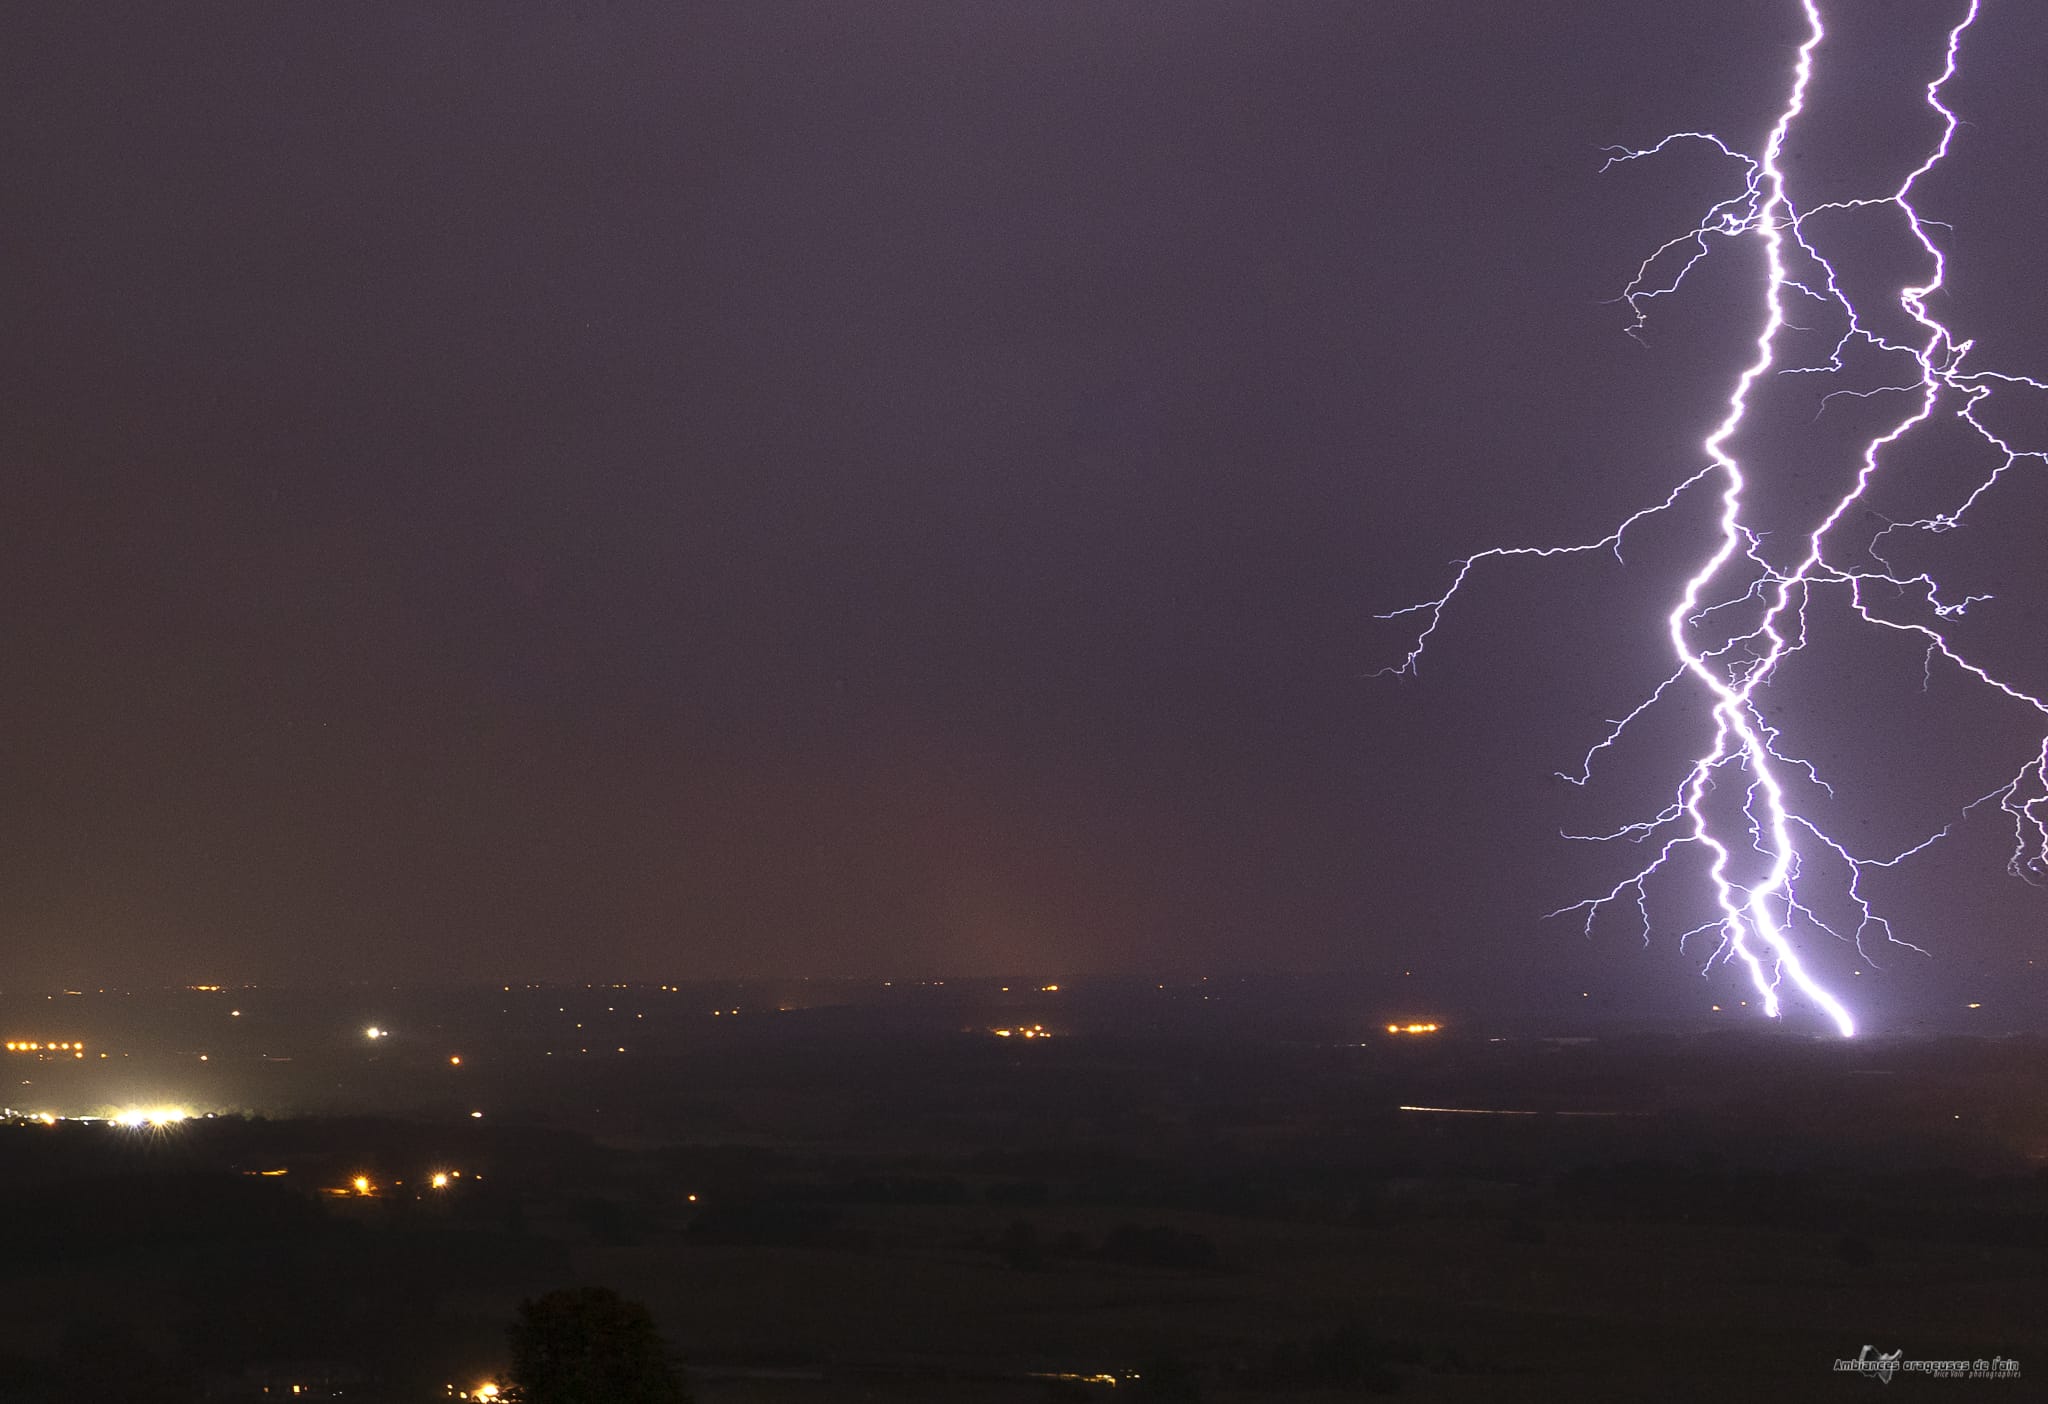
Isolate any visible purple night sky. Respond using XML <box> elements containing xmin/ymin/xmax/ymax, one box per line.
<box><xmin>3</xmin><ymin>2</ymin><xmax>2043</xmax><ymax>1031</ymax></box>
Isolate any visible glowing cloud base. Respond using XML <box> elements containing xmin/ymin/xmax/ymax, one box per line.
<box><xmin>1380</xmin><ymin>0</ymin><xmax>2047</xmax><ymax>1036</ymax></box>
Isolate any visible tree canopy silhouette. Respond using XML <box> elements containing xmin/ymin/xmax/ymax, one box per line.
<box><xmin>507</xmin><ymin>1286</ymin><xmax>691</xmax><ymax>1404</ymax></box>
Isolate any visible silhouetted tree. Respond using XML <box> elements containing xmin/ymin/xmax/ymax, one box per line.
<box><xmin>507</xmin><ymin>1287</ymin><xmax>691</xmax><ymax>1404</ymax></box>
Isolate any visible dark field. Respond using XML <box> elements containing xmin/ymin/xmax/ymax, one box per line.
<box><xmin>1</xmin><ymin>980</ymin><xmax>2043</xmax><ymax>1400</ymax></box>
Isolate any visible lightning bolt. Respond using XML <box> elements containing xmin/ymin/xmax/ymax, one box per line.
<box><xmin>1379</xmin><ymin>0</ymin><xmax>2048</xmax><ymax>1036</ymax></box>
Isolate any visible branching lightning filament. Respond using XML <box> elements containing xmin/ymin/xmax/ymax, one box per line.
<box><xmin>1379</xmin><ymin>0</ymin><xmax>2048</xmax><ymax>1036</ymax></box>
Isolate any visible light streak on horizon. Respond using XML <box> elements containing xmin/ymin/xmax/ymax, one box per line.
<box><xmin>1379</xmin><ymin>0</ymin><xmax>2047</xmax><ymax>1036</ymax></box>
<box><xmin>1396</xmin><ymin>1105</ymin><xmax>1643</xmax><ymax>1118</ymax></box>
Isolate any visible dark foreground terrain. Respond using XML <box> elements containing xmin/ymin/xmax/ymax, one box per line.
<box><xmin>1</xmin><ymin>980</ymin><xmax>2043</xmax><ymax>1400</ymax></box>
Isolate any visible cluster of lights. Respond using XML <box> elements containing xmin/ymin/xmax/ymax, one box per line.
<box><xmin>989</xmin><ymin>1024</ymin><xmax>1051</xmax><ymax>1039</ymax></box>
<box><xmin>447</xmin><ymin>1384</ymin><xmax>500</xmax><ymax>1401</ymax></box>
<box><xmin>338</xmin><ymin>1168</ymin><xmax>468</xmax><ymax>1199</ymax></box>
<box><xmin>1385</xmin><ymin>1022</ymin><xmax>1442</xmax><ymax>1036</ymax></box>
<box><xmin>4</xmin><ymin>1040</ymin><xmax>86</xmax><ymax>1057</ymax></box>
<box><xmin>10</xmin><ymin>1109</ymin><xmax>201</xmax><ymax>1128</ymax></box>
